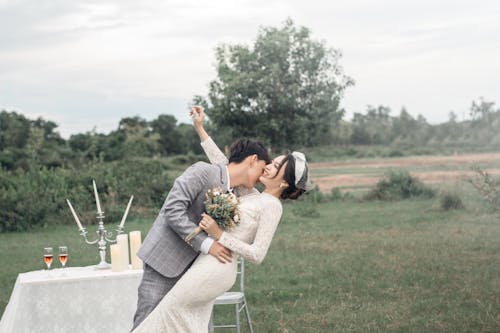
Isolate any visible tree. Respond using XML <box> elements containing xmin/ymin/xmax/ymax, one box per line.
<box><xmin>195</xmin><ymin>19</ymin><xmax>353</xmax><ymax>149</ymax></box>
<box><xmin>150</xmin><ymin>115</ymin><xmax>182</xmax><ymax>154</ymax></box>
<box><xmin>0</xmin><ymin>111</ymin><xmax>31</xmax><ymax>150</ymax></box>
<box><xmin>119</xmin><ymin>116</ymin><xmax>159</xmax><ymax>157</ymax></box>
<box><xmin>351</xmin><ymin>105</ymin><xmax>392</xmax><ymax>145</ymax></box>
<box><xmin>391</xmin><ymin>107</ymin><xmax>418</xmax><ymax>144</ymax></box>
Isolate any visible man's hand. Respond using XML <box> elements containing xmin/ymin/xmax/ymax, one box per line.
<box><xmin>208</xmin><ymin>241</ymin><xmax>232</xmax><ymax>264</ymax></box>
<box><xmin>199</xmin><ymin>213</ymin><xmax>223</xmax><ymax>240</ymax></box>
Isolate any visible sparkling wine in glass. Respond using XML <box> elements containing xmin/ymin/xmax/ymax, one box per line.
<box><xmin>43</xmin><ymin>247</ymin><xmax>53</xmax><ymax>270</ymax></box>
<box><xmin>59</xmin><ymin>246</ymin><xmax>68</xmax><ymax>268</ymax></box>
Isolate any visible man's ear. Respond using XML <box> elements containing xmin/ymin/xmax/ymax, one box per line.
<box><xmin>249</xmin><ymin>154</ymin><xmax>258</xmax><ymax>165</ymax></box>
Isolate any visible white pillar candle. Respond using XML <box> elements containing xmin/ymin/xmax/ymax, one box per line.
<box><xmin>92</xmin><ymin>179</ymin><xmax>103</xmax><ymax>214</ymax></box>
<box><xmin>110</xmin><ymin>244</ymin><xmax>123</xmax><ymax>272</ymax></box>
<box><xmin>66</xmin><ymin>199</ymin><xmax>83</xmax><ymax>230</ymax></box>
<box><xmin>116</xmin><ymin>234</ymin><xmax>130</xmax><ymax>269</ymax></box>
<box><xmin>119</xmin><ymin>195</ymin><xmax>134</xmax><ymax>228</ymax></box>
<box><xmin>129</xmin><ymin>231</ymin><xmax>143</xmax><ymax>270</ymax></box>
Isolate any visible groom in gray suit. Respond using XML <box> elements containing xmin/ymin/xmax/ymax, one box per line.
<box><xmin>132</xmin><ymin>139</ymin><xmax>271</xmax><ymax>330</ymax></box>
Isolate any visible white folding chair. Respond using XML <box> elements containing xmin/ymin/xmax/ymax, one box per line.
<box><xmin>212</xmin><ymin>257</ymin><xmax>254</xmax><ymax>333</ymax></box>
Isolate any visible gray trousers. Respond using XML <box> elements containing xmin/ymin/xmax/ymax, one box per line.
<box><xmin>131</xmin><ymin>262</ymin><xmax>214</xmax><ymax>332</ymax></box>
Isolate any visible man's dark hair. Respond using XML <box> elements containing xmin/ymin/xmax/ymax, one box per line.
<box><xmin>228</xmin><ymin>139</ymin><xmax>271</xmax><ymax>164</ymax></box>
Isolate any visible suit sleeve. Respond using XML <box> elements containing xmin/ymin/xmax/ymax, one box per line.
<box><xmin>200</xmin><ymin>137</ymin><xmax>229</xmax><ymax>165</ymax></box>
<box><xmin>218</xmin><ymin>198</ymin><xmax>283</xmax><ymax>264</ymax></box>
<box><xmin>162</xmin><ymin>162</ymin><xmax>209</xmax><ymax>252</ymax></box>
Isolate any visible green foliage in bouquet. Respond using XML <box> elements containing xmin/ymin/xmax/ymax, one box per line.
<box><xmin>204</xmin><ymin>187</ymin><xmax>240</xmax><ymax>231</ymax></box>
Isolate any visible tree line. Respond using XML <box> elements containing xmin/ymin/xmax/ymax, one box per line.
<box><xmin>1</xmin><ymin>97</ymin><xmax>499</xmax><ymax>171</ymax></box>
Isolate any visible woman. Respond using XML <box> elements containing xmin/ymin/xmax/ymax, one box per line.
<box><xmin>132</xmin><ymin>107</ymin><xmax>311</xmax><ymax>333</ymax></box>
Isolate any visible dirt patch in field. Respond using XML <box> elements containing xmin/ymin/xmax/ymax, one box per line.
<box><xmin>310</xmin><ymin>153</ymin><xmax>500</xmax><ymax>170</ymax></box>
<box><xmin>310</xmin><ymin>152</ymin><xmax>500</xmax><ymax>192</ymax></box>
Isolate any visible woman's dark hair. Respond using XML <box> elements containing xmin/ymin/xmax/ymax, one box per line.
<box><xmin>228</xmin><ymin>139</ymin><xmax>271</xmax><ymax>164</ymax></box>
<box><xmin>274</xmin><ymin>153</ymin><xmax>307</xmax><ymax>200</ymax></box>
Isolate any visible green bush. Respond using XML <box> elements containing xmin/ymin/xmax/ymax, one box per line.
<box><xmin>288</xmin><ymin>186</ymin><xmax>322</xmax><ymax>218</ymax></box>
<box><xmin>291</xmin><ymin>201</ymin><xmax>320</xmax><ymax>218</ymax></box>
<box><xmin>439</xmin><ymin>192</ymin><xmax>465</xmax><ymax>211</ymax></box>
<box><xmin>0</xmin><ymin>158</ymin><xmax>175</xmax><ymax>232</ymax></box>
<box><xmin>169</xmin><ymin>153</ymin><xmax>207</xmax><ymax>166</ymax></box>
<box><xmin>303</xmin><ymin>186</ymin><xmax>328</xmax><ymax>204</ymax></box>
<box><xmin>387</xmin><ymin>149</ymin><xmax>404</xmax><ymax>157</ymax></box>
<box><xmin>330</xmin><ymin>187</ymin><xmax>343</xmax><ymax>201</ymax></box>
<box><xmin>364</xmin><ymin>169</ymin><xmax>435</xmax><ymax>201</ymax></box>
<box><xmin>0</xmin><ymin>167</ymin><xmax>70</xmax><ymax>232</ymax></box>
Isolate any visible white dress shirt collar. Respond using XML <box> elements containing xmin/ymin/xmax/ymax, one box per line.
<box><xmin>225</xmin><ymin>166</ymin><xmax>233</xmax><ymax>193</ymax></box>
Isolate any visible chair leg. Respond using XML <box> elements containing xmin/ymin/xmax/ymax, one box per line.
<box><xmin>210</xmin><ymin>311</ymin><xmax>215</xmax><ymax>333</ymax></box>
<box><xmin>235</xmin><ymin>303</ymin><xmax>241</xmax><ymax>333</ymax></box>
<box><xmin>243</xmin><ymin>301</ymin><xmax>254</xmax><ymax>333</ymax></box>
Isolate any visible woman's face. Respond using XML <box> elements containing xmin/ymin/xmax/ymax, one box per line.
<box><xmin>259</xmin><ymin>155</ymin><xmax>288</xmax><ymax>187</ymax></box>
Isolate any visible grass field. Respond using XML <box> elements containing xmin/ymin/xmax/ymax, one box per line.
<box><xmin>1</xmin><ymin>195</ymin><xmax>499</xmax><ymax>332</ymax></box>
<box><xmin>1</xmin><ymin>153</ymin><xmax>499</xmax><ymax>332</ymax></box>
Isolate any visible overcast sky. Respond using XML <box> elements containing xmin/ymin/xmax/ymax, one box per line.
<box><xmin>1</xmin><ymin>0</ymin><xmax>499</xmax><ymax>138</ymax></box>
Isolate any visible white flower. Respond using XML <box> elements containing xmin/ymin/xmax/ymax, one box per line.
<box><xmin>234</xmin><ymin>214</ymin><xmax>240</xmax><ymax>223</ymax></box>
<box><xmin>227</xmin><ymin>193</ymin><xmax>236</xmax><ymax>203</ymax></box>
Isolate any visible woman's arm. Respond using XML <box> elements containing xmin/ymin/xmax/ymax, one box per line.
<box><xmin>191</xmin><ymin>106</ymin><xmax>229</xmax><ymax>165</ymax></box>
<box><xmin>202</xmin><ymin>198</ymin><xmax>283</xmax><ymax>264</ymax></box>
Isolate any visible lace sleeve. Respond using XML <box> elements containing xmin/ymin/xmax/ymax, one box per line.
<box><xmin>200</xmin><ymin>137</ymin><xmax>229</xmax><ymax>165</ymax></box>
<box><xmin>218</xmin><ymin>197</ymin><xmax>283</xmax><ymax>264</ymax></box>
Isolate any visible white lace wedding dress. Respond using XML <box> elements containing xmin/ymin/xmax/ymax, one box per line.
<box><xmin>131</xmin><ymin>137</ymin><xmax>283</xmax><ymax>333</ymax></box>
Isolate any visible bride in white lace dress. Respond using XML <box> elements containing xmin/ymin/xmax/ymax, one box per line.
<box><xmin>131</xmin><ymin>107</ymin><xmax>311</xmax><ymax>333</ymax></box>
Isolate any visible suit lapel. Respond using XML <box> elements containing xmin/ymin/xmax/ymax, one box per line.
<box><xmin>217</xmin><ymin>164</ymin><xmax>229</xmax><ymax>192</ymax></box>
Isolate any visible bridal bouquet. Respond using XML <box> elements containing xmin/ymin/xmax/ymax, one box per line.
<box><xmin>185</xmin><ymin>187</ymin><xmax>240</xmax><ymax>242</ymax></box>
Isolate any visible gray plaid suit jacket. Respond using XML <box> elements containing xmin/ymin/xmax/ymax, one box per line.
<box><xmin>137</xmin><ymin>161</ymin><xmax>229</xmax><ymax>278</ymax></box>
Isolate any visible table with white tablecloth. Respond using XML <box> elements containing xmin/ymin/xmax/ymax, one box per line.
<box><xmin>0</xmin><ymin>266</ymin><xmax>143</xmax><ymax>333</ymax></box>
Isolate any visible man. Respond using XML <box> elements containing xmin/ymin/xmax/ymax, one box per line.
<box><xmin>132</xmin><ymin>138</ymin><xmax>271</xmax><ymax>330</ymax></box>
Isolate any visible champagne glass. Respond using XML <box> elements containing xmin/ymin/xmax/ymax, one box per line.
<box><xmin>43</xmin><ymin>247</ymin><xmax>53</xmax><ymax>270</ymax></box>
<box><xmin>59</xmin><ymin>246</ymin><xmax>68</xmax><ymax>268</ymax></box>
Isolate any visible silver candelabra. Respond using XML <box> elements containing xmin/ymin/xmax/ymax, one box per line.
<box><xmin>66</xmin><ymin>180</ymin><xmax>134</xmax><ymax>270</ymax></box>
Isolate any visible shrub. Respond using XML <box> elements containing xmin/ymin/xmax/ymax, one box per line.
<box><xmin>291</xmin><ymin>201</ymin><xmax>320</xmax><ymax>218</ymax></box>
<box><xmin>303</xmin><ymin>186</ymin><xmax>328</xmax><ymax>204</ymax></box>
<box><xmin>330</xmin><ymin>187</ymin><xmax>343</xmax><ymax>201</ymax></box>
<box><xmin>0</xmin><ymin>167</ymin><xmax>70</xmax><ymax>232</ymax></box>
<box><xmin>439</xmin><ymin>192</ymin><xmax>464</xmax><ymax>211</ymax></box>
<box><xmin>170</xmin><ymin>153</ymin><xmax>207</xmax><ymax>166</ymax></box>
<box><xmin>289</xmin><ymin>186</ymin><xmax>322</xmax><ymax>218</ymax></box>
<box><xmin>364</xmin><ymin>169</ymin><xmax>435</xmax><ymax>201</ymax></box>
<box><xmin>387</xmin><ymin>149</ymin><xmax>404</xmax><ymax>157</ymax></box>
<box><xmin>0</xmin><ymin>158</ymin><xmax>175</xmax><ymax>232</ymax></box>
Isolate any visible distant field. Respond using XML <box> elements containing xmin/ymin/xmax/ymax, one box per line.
<box><xmin>310</xmin><ymin>152</ymin><xmax>500</xmax><ymax>193</ymax></box>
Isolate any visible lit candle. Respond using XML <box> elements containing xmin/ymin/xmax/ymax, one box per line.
<box><xmin>66</xmin><ymin>199</ymin><xmax>83</xmax><ymax>230</ymax></box>
<box><xmin>110</xmin><ymin>244</ymin><xmax>123</xmax><ymax>272</ymax></box>
<box><xmin>129</xmin><ymin>231</ymin><xmax>143</xmax><ymax>270</ymax></box>
<box><xmin>92</xmin><ymin>179</ymin><xmax>102</xmax><ymax>214</ymax></box>
<box><xmin>116</xmin><ymin>234</ymin><xmax>130</xmax><ymax>269</ymax></box>
<box><xmin>119</xmin><ymin>195</ymin><xmax>134</xmax><ymax>228</ymax></box>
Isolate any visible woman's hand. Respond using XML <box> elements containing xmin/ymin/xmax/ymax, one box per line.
<box><xmin>190</xmin><ymin>105</ymin><xmax>205</xmax><ymax>128</ymax></box>
<box><xmin>189</xmin><ymin>105</ymin><xmax>209</xmax><ymax>141</ymax></box>
<box><xmin>199</xmin><ymin>213</ymin><xmax>223</xmax><ymax>240</ymax></box>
